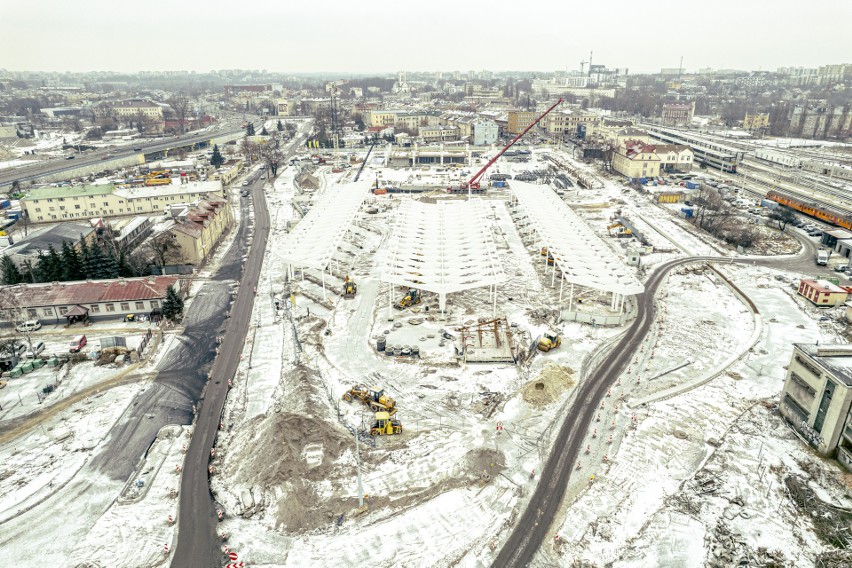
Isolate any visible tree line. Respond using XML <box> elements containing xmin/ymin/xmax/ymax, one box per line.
<box><xmin>1</xmin><ymin>236</ymin><xmax>139</xmax><ymax>286</ymax></box>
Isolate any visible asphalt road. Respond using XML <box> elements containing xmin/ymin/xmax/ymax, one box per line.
<box><xmin>0</xmin><ymin>127</ymin><xmax>243</xmax><ymax>187</ymax></box>
<box><xmin>491</xmin><ymin>234</ymin><xmax>825</xmax><ymax>567</ymax></box>
<box><xmin>171</xmin><ymin>174</ymin><xmax>270</xmax><ymax>568</ymax></box>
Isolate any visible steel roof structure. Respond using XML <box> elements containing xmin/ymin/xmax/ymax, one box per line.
<box><xmin>381</xmin><ymin>198</ymin><xmax>506</xmax><ymax>311</ymax></box>
<box><xmin>511</xmin><ymin>181</ymin><xmax>645</xmax><ymax>296</ymax></box>
<box><xmin>278</xmin><ymin>180</ymin><xmax>371</xmax><ymax>271</ymax></box>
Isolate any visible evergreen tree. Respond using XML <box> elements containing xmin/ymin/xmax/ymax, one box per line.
<box><xmin>33</xmin><ymin>250</ymin><xmax>50</xmax><ymax>282</ymax></box>
<box><xmin>246</xmin><ymin>123</ymin><xmax>255</xmax><ymax>136</ymax></box>
<box><xmin>260</xmin><ymin>125</ymin><xmax>269</xmax><ymax>136</ymax></box>
<box><xmin>161</xmin><ymin>287</ymin><xmax>184</xmax><ymax>321</ymax></box>
<box><xmin>61</xmin><ymin>240</ymin><xmax>84</xmax><ymax>281</ymax></box>
<box><xmin>1</xmin><ymin>255</ymin><xmax>23</xmax><ymax>285</ymax></box>
<box><xmin>46</xmin><ymin>243</ymin><xmax>62</xmax><ymax>280</ymax></box>
<box><xmin>276</xmin><ymin>120</ymin><xmax>284</xmax><ymax>131</ymax></box>
<box><xmin>22</xmin><ymin>260</ymin><xmax>37</xmax><ymax>283</ymax></box>
<box><xmin>83</xmin><ymin>243</ymin><xmax>107</xmax><ymax>279</ymax></box>
<box><xmin>210</xmin><ymin>144</ymin><xmax>225</xmax><ymax>168</ymax></box>
<box><xmin>102</xmin><ymin>250</ymin><xmax>119</xmax><ymax>279</ymax></box>
<box><xmin>78</xmin><ymin>235</ymin><xmax>91</xmax><ymax>277</ymax></box>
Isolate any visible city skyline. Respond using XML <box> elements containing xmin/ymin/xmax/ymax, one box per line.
<box><xmin>3</xmin><ymin>0</ymin><xmax>850</xmax><ymax>75</ymax></box>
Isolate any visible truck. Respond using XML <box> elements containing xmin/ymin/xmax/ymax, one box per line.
<box><xmin>817</xmin><ymin>249</ymin><xmax>829</xmax><ymax>266</ymax></box>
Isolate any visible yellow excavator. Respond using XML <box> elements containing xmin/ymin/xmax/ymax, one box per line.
<box><xmin>342</xmin><ymin>276</ymin><xmax>357</xmax><ymax>298</ymax></box>
<box><xmin>537</xmin><ymin>329</ymin><xmax>562</xmax><ymax>352</ymax></box>
<box><xmin>343</xmin><ymin>385</ymin><xmax>397</xmax><ymax>415</ymax></box>
<box><xmin>371</xmin><ymin>411</ymin><xmax>402</xmax><ymax>436</ymax></box>
<box><xmin>395</xmin><ymin>288</ymin><xmax>421</xmax><ymax>309</ymax></box>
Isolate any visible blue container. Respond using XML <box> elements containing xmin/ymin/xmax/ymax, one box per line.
<box><xmin>493</xmin><ymin>181</ymin><xmax>506</xmax><ymax>188</ymax></box>
<box><xmin>685</xmin><ymin>181</ymin><xmax>699</xmax><ymax>190</ymax></box>
<box><xmin>0</xmin><ymin>199</ymin><xmax>10</xmax><ymax>209</ymax></box>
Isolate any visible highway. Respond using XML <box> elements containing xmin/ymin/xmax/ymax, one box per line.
<box><xmin>492</xmin><ymin>239</ymin><xmax>823</xmax><ymax>567</ymax></box>
<box><xmin>0</xmin><ymin>125</ymin><xmax>244</xmax><ymax>187</ymax></box>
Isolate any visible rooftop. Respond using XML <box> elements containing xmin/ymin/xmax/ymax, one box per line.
<box><xmin>24</xmin><ymin>184</ymin><xmax>115</xmax><ymax>201</ymax></box>
<box><xmin>796</xmin><ymin>343</ymin><xmax>852</xmax><ymax>387</ymax></box>
<box><xmin>5</xmin><ymin>276</ymin><xmax>179</xmax><ymax>308</ymax></box>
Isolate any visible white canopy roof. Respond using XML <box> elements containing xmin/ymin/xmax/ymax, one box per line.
<box><xmin>278</xmin><ymin>180</ymin><xmax>371</xmax><ymax>270</ymax></box>
<box><xmin>381</xmin><ymin>198</ymin><xmax>506</xmax><ymax>296</ymax></box>
<box><xmin>511</xmin><ymin>181</ymin><xmax>645</xmax><ymax>296</ymax></box>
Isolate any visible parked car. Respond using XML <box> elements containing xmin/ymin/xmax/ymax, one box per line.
<box><xmin>26</xmin><ymin>341</ymin><xmax>45</xmax><ymax>358</ymax></box>
<box><xmin>69</xmin><ymin>335</ymin><xmax>87</xmax><ymax>353</ymax></box>
<box><xmin>16</xmin><ymin>320</ymin><xmax>41</xmax><ymax>333</ymax></box>
<box><xmin>13</xmin><ymin>343</ymin><xmax>27</xmax><ymax>357</ymax></box>
<box><xmin>65</xmin><ymin>155</ymin><xmax>75</xmax><ymax>160</ymax></box>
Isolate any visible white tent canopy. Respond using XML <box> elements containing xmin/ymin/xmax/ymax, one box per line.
<box><xmin>278</xmin><ymin>180</ymin><xmax>371</xmax><ymax>271</ymax></box>
<box><xmin>511</xmin><ymin>181</ymin><xmax>645</xmax><ymax>299</ymax></box>
<box><xmin>381</xmin><ymin>198</ymin><xmax>506</xmax><ymax>312</ymax></box>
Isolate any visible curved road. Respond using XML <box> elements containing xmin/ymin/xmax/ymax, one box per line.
<box><xmin>493</xmin><ymin>230</ymin><xmax>825</xmax><ymax>567</ymax></box>
<box><xmin>171</xmin><ymin>174</ymin><xmax>270</xmax><ymax>567</ymax></box>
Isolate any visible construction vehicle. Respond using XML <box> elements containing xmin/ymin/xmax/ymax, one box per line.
<box><xmin>395</xmin><ymin>288</ymin><xmax>421</xmax><ymax>309</ymax></box>
<box><xmin>342</xmin><ymin>385</ymin><xmax>397</xmax><ymax>415</ymax></box>
<box><xmin>371</xmin><ymin>411</ymin><xmax>402</xmax><ymax>436</ymax></box>
<box><xmin>607</xmin><ymin>222</ymin><xmax>632</xmax><ymax>238</ymax></box>
<box><xmin>547</xmin><ymin>254</ymin><xmax>555</xmax><ymax>266</ymax></box>
<box><xmin>342</xmin><ymin>276</ymin><xmax>357</xmax><ymax>298</ymax></box>
<box><xmin>537</xmin><ymin>329</ymin><xmax>562</xmax><ymax>352</ymax></box>
<box><xmin>144</xmin><ymin>170</ymin><xmax>172</xmax><ymax>186</ymax></box>
<box><xmin>447</xmin><ymin>98</ymin><xmax>564</xmax><ymax>194</ymax></box>
<box><xmin>540</xmin><ymin>247</ymin><xmax>549</xmax><ymax>256</ymax></box>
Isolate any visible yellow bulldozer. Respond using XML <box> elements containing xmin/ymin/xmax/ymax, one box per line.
<box><xmin>395</xmin><ymin>288</ymin><xmax>421</xmax><ymax>310</ymax></box>
<box><xmin>342</xmin><ymin>276</ymin><xmax>357</xmax><ymax>298</ymax></box>
<box><xmin>371</xmin><ymin>411</ymin><xmax>402</xmax><ymax>436</ymax></box>
<box><xmin>343</xmin><ymin>385</ymin><xmax>397</xmax><ymax>415</ymax></box>
<box><xmin>537</xmin><ymin>329</ymin><xmax>562</xmax><ymax>352</ymax></box>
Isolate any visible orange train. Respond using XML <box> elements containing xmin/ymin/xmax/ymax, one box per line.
<box><xmin>766</xmin><ymin>190</ymin><xmax>852</xmax><ymax>231</ymax></box>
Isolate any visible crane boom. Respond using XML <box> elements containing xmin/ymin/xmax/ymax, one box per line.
<box><xmin>465</xmin><ymin>98</ymin><xmax>563</xmax><ymax>190</ymax></box>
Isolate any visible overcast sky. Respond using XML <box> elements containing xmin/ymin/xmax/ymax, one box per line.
<box><xmin>3</xmin><ymin>0</ymin><xmax>850</xmax><ymax>75</ymax></box>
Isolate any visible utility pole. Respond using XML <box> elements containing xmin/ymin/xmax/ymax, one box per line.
<box><xmin>355</xmin><ymin>429</ymin><xmax>364</xmax><ymax>508</ymax></box>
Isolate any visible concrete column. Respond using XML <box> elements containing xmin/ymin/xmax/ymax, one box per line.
<box><xmin>559</xmin><ymin>273</ymin><xmax>564</xmax><ymax>302</ymax></box>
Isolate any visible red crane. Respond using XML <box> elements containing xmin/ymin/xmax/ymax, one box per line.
<box><xmin>449</xmin><ymin>98</ymin><xmax>564</xmax><ymax>194</ymax></box>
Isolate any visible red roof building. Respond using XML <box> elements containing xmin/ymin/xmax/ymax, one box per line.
<box><xmin>3</xmin><ymin>276</ymin><xmax>182</xmax><ymax>323</ymax></box>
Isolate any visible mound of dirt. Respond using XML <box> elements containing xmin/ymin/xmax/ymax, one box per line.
<box><xmin>453</xmin><ymin>448</ymin><xmax>506</xmax><ymax>483</ymax></box>
<box><xmin>521</xmin><ymin>364</ymin><xmax>576</xmax><ymax>407</ymax></box>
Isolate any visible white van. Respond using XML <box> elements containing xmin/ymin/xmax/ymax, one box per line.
<box><xmin>26</xmin><ymin>341</ymin><xmax>45</xmax><ymax>358</ymax></box>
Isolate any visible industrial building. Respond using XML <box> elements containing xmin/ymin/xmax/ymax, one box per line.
<box><xmin>779</xmin><ymin>343</ymin><xmax>852</xmax><ymax>471</ymax></box>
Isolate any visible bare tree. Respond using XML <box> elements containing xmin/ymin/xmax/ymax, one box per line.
<box><xmin>0</xmin><ymin>286</ymin><xmax>36</xmax><ymax>354</ymax></box>
<box><xmin>260</xmin><ymin>141</ymin><xmax>284</xmax><ymax>176</ymax></box>
<box><xmin>167</xmin><ymin>94</ymin><xmax>192</xmax><ymax>134</ymax></box>
<box><xmin>147</xmin><ymin>232</ymin><xmax>183</xmax><ymax>268</ymax></box>
<box><xmin>240</xmin><ymin>138</ymin><xmax>258</xmax><ymax>164</ymax></box>
<box><xmin>770</xmin><ymin>206</ymin><xmax>797</xmax><ymax>232</ymax></box>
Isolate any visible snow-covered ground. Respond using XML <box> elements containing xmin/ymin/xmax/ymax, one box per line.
<box><xmin>3</xmin><ymin>144</ymin><xmax>848</xmax><ymax>568</ymax></box>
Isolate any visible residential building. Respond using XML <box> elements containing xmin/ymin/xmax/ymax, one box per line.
<box><xmin>779</xmin><ymin>343</ymin><xmax>852</xmax><ymax>471</ymax></box>
<box><xmin>277</xmin><ymin>99</ymin><xmax>294</xmax><ymax>115</ymax></box>
<box><xmin>507</xmin><ymin>111</ymin><xmax>539</xmax><ymax>135</ymax></box>
<box><xmin>2</xmin><ymin>275</ymin><xmax>182</xmax><ymax>323</ymax></box>
<box><xmin>167</xmin><ymin>199</ymin><xmax>233</xmax><ymax>266</ymax></box>
<box><xmin>419</xmin><ymin>125</ymin><xmax>460</xmax><ymax>143</ymax></box>
<box><xmin>210</xmin><ymin>159</ymin><xmax>244</xmax><ymax>186</ymax></box>
<box><xmin>544</xmin><ymin>109</ymin><xmax>600</xmax><ymax>138</ymax></box>
<box><xmin>472</xmin><ymin>120</ymin><xmax>499</xmax><ymax>146</ymax></box>
<box><xmin>654</xmin><ymin>144</ymin><xmax>694</xmax><ymax>173</ymax></box>
<box><xmin>608</xmin><ymin>127</ymin><xmax>651</xmax><ymax>147</ymax></box>
<box><xmin>366</xmin><ymin>109</ymin><xmax>434</xmax><ymax>130</ymax></box>
<box><xmin>94</xmin><ymin>99</ymin><xmax>164</xmax><ymax>122</ymax></box>
<box><xmin>224</xmin><ymin>84</ymin><xmax>273</xmax><ymax>98</ymax></box>
<box><xmin>612</xmin><ymin>140</ymin><xmax>661</xmax><ymax>179</ymax></box>
<box><xmin>21</xmin><ymin>181</ymin><xmax>227</xmax><ymax>223</ymax></box>
<box><xmin>661</xmin><ymin>102</ymin><xmax>695</xmax><ymax>127</ymax></box>
<box><xmin>797</xmin><ymin>279</ymin><xmax>849</xmax><ymax>307</ymax></box>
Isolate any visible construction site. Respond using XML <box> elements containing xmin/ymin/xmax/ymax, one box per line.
<box><xmin>202</xmin><ymin>102</ymin><xmax>852</xmax><ymax>567</ymax></box>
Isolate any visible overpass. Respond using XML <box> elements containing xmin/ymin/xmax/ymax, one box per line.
<box><xmin>0</xmin><ymin>127</ymin><xmax>245</xmax><ymax>188</ymax></box>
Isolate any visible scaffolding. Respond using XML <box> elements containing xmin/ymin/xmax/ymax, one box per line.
<box><xmin>511</xmin><ymin>181</ymin><xmax>644</xmax><ymax>311</ymax></box>
<box><xmin>381</xmin><ymin>198</ymin><xmax>506</xmax><ymax>314</ymax></box>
